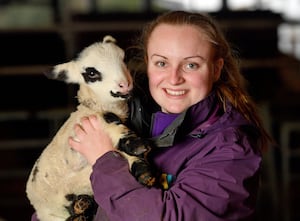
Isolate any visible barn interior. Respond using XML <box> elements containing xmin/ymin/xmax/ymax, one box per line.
<box><xmin>0</xmin><ymin>0</ymin><xmax>300</xmax><ymax>220</ymax></box>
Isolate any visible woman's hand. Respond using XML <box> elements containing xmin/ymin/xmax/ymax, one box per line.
<box><xmin>68</xmin><ymin>115</ymin><xmax>115</xmax><ymax>165</ymax></box>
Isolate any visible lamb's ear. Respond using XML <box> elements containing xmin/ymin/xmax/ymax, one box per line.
<box><xmin>43</xmin><ymin>67</ymin><xmax>68</xmax><ymax>81</ymax></box>
<box><xmin>43</xmin><ymin>61</ymin><xmax>76</xmax><ymax>83</ymax></box>
<box><xmin>103</xmin><ymin>35</ymin><xmax>116</xmax><ymax>44</ymax></box>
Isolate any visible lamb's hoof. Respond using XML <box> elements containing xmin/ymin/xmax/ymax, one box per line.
<box><xmin>131</xmin><ymin>160</ymin><xmax>156</xmax><ymax>187</ymax></box>
<box><xmin>138</xmin><ymin>172</ymin><xmax>156</xmax><ymax>187</ymax></box>
<box><xmin>66</xmin><ymin>214</ymin><xmax>88</xmax><ymax>221</ymax></box>
<box><xmin>65</xmin><ymin>194</ymin><xmax>98</xmax><ymax>221</ymax></box>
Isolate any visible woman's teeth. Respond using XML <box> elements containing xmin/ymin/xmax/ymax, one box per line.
<box><xmin>166</xmin><ymin>89</ymin><xmax>185</xmax><ymax>96</ymax></box>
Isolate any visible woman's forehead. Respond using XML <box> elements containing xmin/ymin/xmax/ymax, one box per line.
<box><xmin>147</xmin><ymin>24</ymin><xmax>214</xmax><ymax>59</ymax></box>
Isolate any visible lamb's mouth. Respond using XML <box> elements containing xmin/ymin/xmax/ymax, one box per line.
<box><xmin>110</xmin><ymin>91</ymin><xmax>131</xmax><ymax>99</ymax></box>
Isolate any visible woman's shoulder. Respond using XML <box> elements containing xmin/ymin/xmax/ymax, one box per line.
<box><xmin>197</xmin><ymin>101</ymin><xmax>261</xmax><ymax>150</ymax></box>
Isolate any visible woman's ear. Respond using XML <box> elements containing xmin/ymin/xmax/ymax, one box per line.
<box><xmin>213</xmin><ymin>58</ymin><xmax>224</xmax><ymax>81</ymax></box>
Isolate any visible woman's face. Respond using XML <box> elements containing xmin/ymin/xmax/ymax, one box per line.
<box><xmin>147</xmin><ymin>24</ymin><xmax>223</xmax><ymax>114</ymax></box>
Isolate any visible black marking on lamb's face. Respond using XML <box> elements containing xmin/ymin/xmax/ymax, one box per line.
<box><xmin>110</xmin><ymin>91</ymin><xmax>130</xmax><ymax>99</ymax></box>
<box><xmin>57</xmin><ymin>71</ymin><xmax>68</xmax><ymax>81</ymax></box>
<box><xmin>103</xmin><ymin>112</ymin><xmax>122</xmax><ymax>124</ymax></box>
<box><xmin>82</xmin><ymin>67</ymin><xmax>102</xmax><ymax>83</ymax></box>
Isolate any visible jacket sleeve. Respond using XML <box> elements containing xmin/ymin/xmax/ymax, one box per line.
<box><xmin>90</xmin><ymin>132</ymin><xmax>262</xmax><ymax>221</ymax></box>
<box><xmin>91</xmin><ymin>151</ymin><xmax>165</xmax><ymax>221</ymax></box>
<box><xmin>31</xmin><ymin>213</ymin><xmax>38</xmax><ymax>221</ymax></box>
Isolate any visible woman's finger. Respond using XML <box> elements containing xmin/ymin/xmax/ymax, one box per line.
<box><xmin>88</xmin><ymin>115</ymin><xmax>102</xmax><ymax>130</ymax></box>
<box><xmin>68</xmin><ymin>136</ymin><xmax>80</xmax><ymax>152</ymax></box>
<box><xmin>80</xmin><ymin>116</ymin><xmax>97</xmax><ymax>132</ymax></box>
<box><xmin>74</xmin><ymin>123</ymin><xmax>85</xmax><ymax>137</ymax></box>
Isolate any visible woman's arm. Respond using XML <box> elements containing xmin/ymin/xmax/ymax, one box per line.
<box><xmin>88</xmin><ymin>133</ymin><xmax>261</xmax><ymax>221</ymax></box>
<box><xmin>91</xmin><ymin>150</ymin><xmax>260</xmax><ymax>221</ymax></box>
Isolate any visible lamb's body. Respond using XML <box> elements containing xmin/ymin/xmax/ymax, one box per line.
<box><xmin>27</xmin><ymin>105</ymin><xmax>128</xmax><ymax>221</ymax></box>
<box><xmin>26</xmin><ymin>36</ymin><xmax>155</xmax><ymax>221</ymax></box>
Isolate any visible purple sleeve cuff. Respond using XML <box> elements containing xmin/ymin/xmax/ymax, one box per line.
<box><xmin>31</xmin><ymin>213</ymin><xmax>38</xmax><ymax>221</ymax></box>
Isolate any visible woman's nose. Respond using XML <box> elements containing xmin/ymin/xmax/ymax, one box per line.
<box><xmin>168</xmin><ymin>67</ymin><xmax>183</xmax><ymax>85</ymax></box>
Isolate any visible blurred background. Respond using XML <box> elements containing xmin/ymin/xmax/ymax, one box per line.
<box><xmin>0</xmin><ymin>0</ymin><xmax>300</xmax><ymax>220</ymax></box>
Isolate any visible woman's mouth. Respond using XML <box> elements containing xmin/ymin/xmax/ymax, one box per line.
<box><xmin>165</xmin><ymin>88</ymin><xmax>186</xmax><ymax>96</ymax></box>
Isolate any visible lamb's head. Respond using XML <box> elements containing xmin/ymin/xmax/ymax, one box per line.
<box><xmin>45</xmin><ymin>35</ymin><xmax>132</xmax><ymax>108</ymax></box>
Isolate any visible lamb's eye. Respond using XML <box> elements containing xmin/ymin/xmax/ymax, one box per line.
<box><xmin>82</xmin><ymin>67</ymin><xmax>102</xmax><ymax>83</ymax></box>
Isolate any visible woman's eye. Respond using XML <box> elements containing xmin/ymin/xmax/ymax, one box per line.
<box><xmin>156</xmin><ymin>61</ymin><xmax>166</xmax><ymax>67</ymax></box>
<box><xmin>183</xmin><ymin>63</ymin><xmax>199</xmax><ymax>72</ymax></box>
<box><xmin>187</xmin><ymin>63</ymin><xmax>198</xmax><ymax>69</ymax></box>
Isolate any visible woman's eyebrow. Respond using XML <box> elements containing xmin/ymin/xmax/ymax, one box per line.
<box><xmin>150</xmin><ymin>54</ymin><xmax>206</xmax><ymax>60</ymax></box>
<box><xmin>150</xmin><ymin>54</ymin><xmax>167</xmax><ymax>59</ymax></box>
<box><xmin>150</xmin><ymin>54</ymin><xmax>207</xmax><ymax>62</ymax></box>
<box><xmin>184</xmin><ymin>55</ymin><xmax>206</xmax><ymax>61</ymax></box>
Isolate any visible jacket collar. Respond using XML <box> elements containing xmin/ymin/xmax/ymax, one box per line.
<box><xmin>150</xmin><ymin>91</ymin><xmax>222</xmax><ymax>147</ymax></box>
<box><xmin>150</xmin><ymin>110</ymin><xmax>187</xmax><ymax>147</ymax></box>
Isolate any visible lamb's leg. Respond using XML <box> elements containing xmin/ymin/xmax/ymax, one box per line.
<box><xmin>103</xmin><ymin>112</ymin><xmax>157</xmax><ymax>187</ymax></box>
<box><xmin>118</xmin><ymin>134</ymin><xmax>158</xmax><ymax>187</ymax></box>
<box><xmin>118</xmin><ymin>134</ymin><xmax>152</xmax><ymax>155</ymax></box>
<box><xmin>118</xmin><ymin>135</ymin><xmax>158</xmax><ymax>187</ymax></box>
<box><xmin>103</xmin><ymin>112</ymin><xmax>151</xmax><ymax>156</ymax></box>
<box><xmin>130</xmin><ymin>158</ymin><xmax>157</xmax><ymax>187</ymax></box>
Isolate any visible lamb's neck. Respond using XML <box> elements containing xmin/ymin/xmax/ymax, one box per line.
<box><xmin>80</xmin><ymin>98</ymin><xmax>128</xmax><ymax>119</ymax></box>
<box><xmin>77</xmin><ymin>86</ymin><xmax>128</xmax><ymax>119</ymax></box>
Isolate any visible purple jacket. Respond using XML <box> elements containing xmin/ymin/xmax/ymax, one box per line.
<box><xmin>91</xmin><ymin>92</ymin><xmax>262</xmax><ymax>221</ymax></box>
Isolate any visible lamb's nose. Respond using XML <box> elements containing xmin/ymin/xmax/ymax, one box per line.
<box><xmin>118</xmin><ymin>82</ymin><xmax>132</xmax><ymax>93</ymax></box>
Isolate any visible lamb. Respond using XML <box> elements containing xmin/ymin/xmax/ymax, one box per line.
<box><xmin>26</xmin><ymin>35</ymin><xmax>156</xmax><ymax>221</ymax></box>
